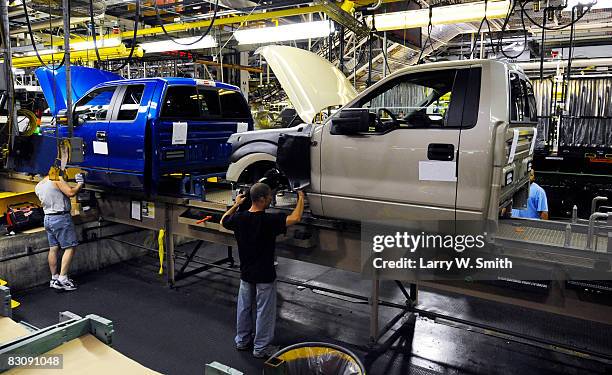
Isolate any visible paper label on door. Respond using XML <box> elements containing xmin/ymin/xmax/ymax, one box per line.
<box><xmin>236</xmin><ymin>122</ymin><xmax>248</xmax><ymax>133</ymax></box>
<box><xmin>92</xmin><ymin>141</ymin><xmax>108</xmax><ymax>155</ymax></box>
<box><xmin>507</xmin><ymin>129</ymin><xmax>519</xmax><ymax>163</ymax></box>
<box><xmin>419</xmin><ymin>161</ymin><xmax>457</xmax><ymax>182</ymax></box>
<box><xmin>529</xmin><ymin>127</ymin><xmax>538</xmax><ymax>155</ymax></box>
<box><xmin>172</xmin><ymin>122</ymin><xmax>188</xmax><ymax>145</ymax></box>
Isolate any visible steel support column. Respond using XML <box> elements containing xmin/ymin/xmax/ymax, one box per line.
<box><xmin>62</xmin><ymin>0</ymin><xmax>73</xmax><ymax>135</ymax></box>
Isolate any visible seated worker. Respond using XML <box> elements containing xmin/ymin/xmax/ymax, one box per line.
<box><xmin>220</xmin><ymin>183</ymin><xmax>305</xmax><ymax>359</ymax></box>
<box><xmin>512</xmin><ymin>169</ymin><xmax>548</xmax><ymax>220</ymax></box>
<box><xmin>35</xmin><ymin>167</ymin><xmax>84</xmax><ymax>291</ymax></box>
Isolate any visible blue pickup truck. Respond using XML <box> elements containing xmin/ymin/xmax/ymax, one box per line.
<box><xmin>35</xmin><ymin>67</ymin><xmax>253</xmax><ymax>195</ymax></box>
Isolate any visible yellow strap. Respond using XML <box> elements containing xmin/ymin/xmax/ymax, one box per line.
<box><xmin>11</xmin><ymin>300</ymin><xmax>20</xmax><ymax>309</ymax></box>
<box><xmin>158</xmin><ymin>230</ymin><xmax>165</xmax><ymax>275</ymax></box>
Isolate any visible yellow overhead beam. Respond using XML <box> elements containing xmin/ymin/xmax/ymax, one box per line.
<box><xmin>47</xmin><ymin>5</ymin><xmax>327</xmax><ymax>47</ymax></box>
<box><xmin>11</xmin><ymin>45</ymin><xmax>144</xmax><ymax>68</ymax></box>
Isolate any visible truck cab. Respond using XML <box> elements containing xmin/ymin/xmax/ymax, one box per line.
<box><xmin>37</xmin><ymin>67</ymin><xmax>252</xmax><ymax>195</ymax></box>
<box><xmin>226</xmin><ymin>46</ymin><xmax>536</xmax><ymax>223</ymax></box>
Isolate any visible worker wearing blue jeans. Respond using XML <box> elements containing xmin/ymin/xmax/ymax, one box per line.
<box><xmin>221</xmin><ymin>183</ymin><xmax>304</xmax><ymax>359</ymax></box>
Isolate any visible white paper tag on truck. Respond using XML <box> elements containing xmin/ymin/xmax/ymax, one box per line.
<box><xmin>507</xmin><ymin>129</ymin><xmax>519</xmax><ymax>163</ymax></box>
<box><xmin>172</xmin><ymin>122</ymin><xmax>188</xmax><ymax>145</ymax></box>
<box><xmin>419</xmin><ymin>161</ymin><xmax>457</xmax><ymax>182</ymax></box>
<box><xmin>92</xmin><ymin>141</ymin><xmax>108</xmax><ymax>155</ymax></box>
<box><xmin>236</xmin><ymin>122</ymin><xmax>248</xmax><ymax>133</ymax></box>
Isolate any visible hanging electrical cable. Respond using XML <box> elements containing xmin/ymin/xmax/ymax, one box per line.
<box><xmin>520</xmin><ymin>0</ymin><xmax>593</xmax><ymax>31</ymax></box>
<box><xmin>417</xmin><ymin>5</ymin><xmax>434</xmax><ymax>64</ymax></box>
<box><xmin>88</xmin><ymin>0</ymin><xmax>102</xmax><ymax>65</ymax></box>
<box><xmin>109</xmin><ymin>0</ymin><xmax>140</xmax><ymax>72</ymax></box>
<box><xmin>153</xmin><ymin>0</ymin><xmax>219</xmax><ymax>46</ymax></box>
<box><xmin>497</xmin><ymin>0</ymin><xmax>528</xmax><ymax>59</ymax></box>
<box><xmin>469</xmin><ymin>0</ymin><xmax>498</xmax><ymax>58</ymax></box>
<box><xmin>21</xmin><ymin>0</ymin><xmax>65</xmax><ymax>70</ymax></box>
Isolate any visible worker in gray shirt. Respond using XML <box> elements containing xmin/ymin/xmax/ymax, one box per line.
<box><xmin>34</xmin><ymin>167</ymin><xmax>84</xmax><ymax>291</ymax></box>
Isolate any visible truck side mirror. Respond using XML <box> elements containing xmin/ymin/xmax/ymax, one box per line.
<box><xmin>330</xmin><ymin>108</ymin><xmax>370</xmax><ymax>135</ymax></box>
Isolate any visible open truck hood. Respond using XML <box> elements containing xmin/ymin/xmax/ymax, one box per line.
<box><xmin>35</xmin><ymin>66</ymin><xmax>124</xmax><ymax>116</ymax></box>
<box><xmin>256</xmin><ymin>45</ymin><xmax>358</xmax><ymax>124</ymax></box>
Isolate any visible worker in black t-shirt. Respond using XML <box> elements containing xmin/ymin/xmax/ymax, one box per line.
<box><xmin>221</xmin><ymin>182</ymin><xmax>305</xmax><ymax>359</ymax></box>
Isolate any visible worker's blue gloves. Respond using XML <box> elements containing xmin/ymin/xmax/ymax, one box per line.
<box><xmin>75</xmin><ymin>173</ymin><xmax>85</xmax><ymax>184</ymax></box>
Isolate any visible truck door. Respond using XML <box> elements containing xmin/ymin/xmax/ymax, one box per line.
<box><xmin>319</xmin><ymin>68</ymin><xmax>475</xmax><ymax>222</ymax></box>
<box><xmin>71</xmin><ymin>85</ymin><xmax>119</xmax><ymax>186</ymax></box>
<box><xmin>106</xmin><ymin>83</ymin><xmax>154</xmax><ymax>189</ymax></box>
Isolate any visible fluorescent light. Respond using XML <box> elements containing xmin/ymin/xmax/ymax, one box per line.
<box><xmin>140</xmin><ymin>35</ymin><xmax>217</xmax><ymax>53</ymax></box>
<box><xmin>234</xmin><ymin>20</ymin><xmax>334</xmax><ymax>45</ymax></box>
<box><xmin>71</xmin><ymin>37</ymin><xmax>122</xmax><ymax>51</ymax></box>
<box><xmin>25</xmin><ymin>48</ymin><xmax>59</xmax><ymax>56</ymax></box>
<box><xmin>367</xmin><ymin>0</ymin><xmax>511</xmax><ymax>31</ymax></box>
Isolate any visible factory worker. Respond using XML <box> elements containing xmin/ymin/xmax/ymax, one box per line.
<box><xmin>221</xmin><ymin>183</ymin><xmax>305</xmax><ymax>359</ymax></box>
<box><xmin>35</xmin><ymin>166</ymin><xmax>85</xmax><ymax>291</ymax></box>
<box><xmin>512</xmin><ymin>169</ymin><xmax>549</xmax><ymax>220</ymax></box>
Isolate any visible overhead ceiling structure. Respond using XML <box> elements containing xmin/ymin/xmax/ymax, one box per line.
<box><xmin>3</xmin><ymin>0</ymin><xmax>612</xmax><ymax>98</ymax></box>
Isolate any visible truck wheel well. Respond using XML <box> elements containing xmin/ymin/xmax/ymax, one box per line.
<box><xmin>237</xmin><ymin>160</ymin><xmax>277</xmax><ymax>184</ymax></box>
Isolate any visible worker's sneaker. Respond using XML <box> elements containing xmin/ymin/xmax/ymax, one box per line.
<box><xmin>50</xmin><ymin>279</ymin><xmax>63</xmax><ymax>290</ymax></box>
<box><xmin>253</xmin><ymin>345</ymin><xmax>279</xmax><ymax>359</ymax></box>
<box><xmin>57</xmin><ymin>278</ymin><xmax>77</xmax><ymax>291</ymax></box>
<box><xmin>49</xmin><ymin>275</ymin><xmax>59</xmax><ymax>288</ymax></box>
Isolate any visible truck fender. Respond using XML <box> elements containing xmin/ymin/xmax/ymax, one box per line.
<box><xmin>226</xmin><ymin>153</ymin><xmax>276</xmax><ymax>183</ymax></box>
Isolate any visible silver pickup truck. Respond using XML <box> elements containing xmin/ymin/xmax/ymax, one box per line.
<box><xmin>227</xmin><ymin>46</ymin><xmax>536</xmax><ymax>223</ymax></box>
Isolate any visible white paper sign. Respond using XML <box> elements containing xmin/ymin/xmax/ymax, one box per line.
<box><xmin>172</xmin><ymin>122</ymin><xmax>188</xmax><ymax>145</ymax></box>
<box><xmin>529</xmin><ymin>127</ymin><xmax>538</xmax><ymax>155</ymax></box>
<box><xmin>507</xmin><ymin>129</ymin><xmax>519</xmax><ymax>164</ymax></box>
<box><xmin>92</xmin><ymin>141</ymin><xmax>108</xmax><ymax>155</ymax></box>
<box><xmin>236</xmin><ymin>122</ymin><xmax>248</xmax><ymax>133</ymax></box>
<box><xmin>419</xmin><ymin>161</ymin><xmax>457</xmax><ymax>182</ymax></box>
<box><xmin>130</xmin><ymin>200</ymin><xmax>141</xmax><ymax>221</ymax></box>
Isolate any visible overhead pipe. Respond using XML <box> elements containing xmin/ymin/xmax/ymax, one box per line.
<box><xmin>518</xmin><ymin>58</ymin><xmax>612</xmax><ymax>70</ymax></box>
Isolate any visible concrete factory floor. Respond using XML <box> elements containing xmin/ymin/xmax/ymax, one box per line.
<box><xmin>11</xmin><ymin>242</ymin><xmax>612</xmax><ymax>375</ymax></box>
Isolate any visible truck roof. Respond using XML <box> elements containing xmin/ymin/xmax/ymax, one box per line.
<box><xmin>96</xmin><ymin>77</ymin><xmax>241</xmax><ymax>91</ymax></box>
<box><xmin>391</xmin><ymin>58</ymin><xmax>523</xmax><ymax>75</ymax></box>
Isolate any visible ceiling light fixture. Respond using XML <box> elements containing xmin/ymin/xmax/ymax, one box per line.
<box><xmin>70</xmin><ymin>37</ymin><xmax>122</xmax><ymax>51</ymax></box>
<box><xmin>366</xmin><ymin>0</ymin><xmax>511</xmax><ymax>31</ymax></box>
<box><xmin>234</xmin><ymin>20</ymin><xmax>335</xmax><ymax>45</ymax></box>
<box><xmin>139</xmin><ymin>35</ymin><xmax>217</xmax><ymax>53</ymax></box>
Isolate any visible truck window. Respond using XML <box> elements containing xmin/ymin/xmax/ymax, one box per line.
<box><xmin>198</xmin><ymin>88</ymin><xmax>221</xmax><ymax>118</ymax></box>
<box><xmin>74</xmin><ymin>86</ymin><xmax>116</xmax><ymax>122</ymax></box>
<box><xmin>355</xmin><ymin>69</ymin><xmax>459</xmax><ymax>132</ymax></box>
<box><xmin>219</xmin><ymin>89</ymin><xmax>250</xmax><ymax>119</ymax></box>
<box><xmin>161</xmin><ymin>86</ymin><xmax>199</xmax><ymax>119</ymax></box>
<box><xmin>510</xmin><ymin>73</ymin><xmax>538</xmax><ymax>123</ymax></box>
<box><xmin>117</xmin><ymin>85</ymin><xmax>145</xmax><ymax>121</ymax></box>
